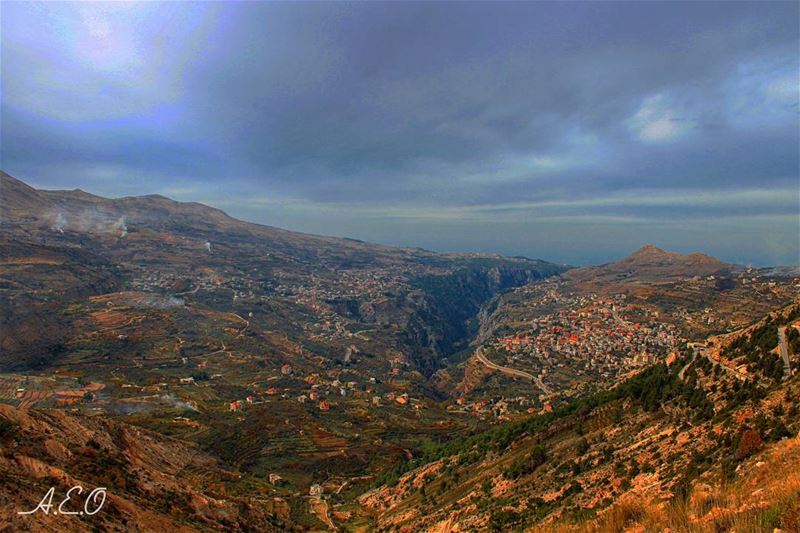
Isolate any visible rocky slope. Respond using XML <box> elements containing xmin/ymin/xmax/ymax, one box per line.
<box><xmin>0</xmin><ymin>404</ymin><xmax>285</xmax><ymax>532</ymax></box>
<box><xmin>359</xmin><ymin>302</ymin><xmax>800</xmax><ymax>531</ymax></box>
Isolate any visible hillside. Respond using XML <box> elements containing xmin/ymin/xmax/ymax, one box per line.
<box><xmin>0</xmin><ymin>171</ymin><xmax>569</xmax><ymax>528</ymax></box>
<box><xmin>360</xmin><ymin>303</ymin><xmax>800</xmax><ymax>531</ymax></box>
<box><xmin>0</xmin><ymin>171</ymin><xmax>565</xmax><ymax>374</ymax></box>
<box><xmin>2</xmin><ymin>172</ymin><xmax>799</xmax><ymax>530</ymax></box>
<box><xmin>0</xmin><ymin>404</ymin><xmax>285</xmax><ymax>532</ymax></box>
<box><xmin>430</xmin><ymin>244</ymin><xmax>798</xmax><ymax>411</ymax></box>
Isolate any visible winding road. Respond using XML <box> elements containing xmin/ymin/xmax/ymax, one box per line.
<box><xmin>677</xmin><ymin>355</ymin><xmax>692</xmax><ymax>382</ymax></box>
<box><xmin>475</xmin><ymin>348</ymin><xmax>553</xmax><ymax>395</ymax></box>
<box><xmin>679</xmin><ymin>340</ymin><xmax>750</xmax><ymax>382</ymax></box>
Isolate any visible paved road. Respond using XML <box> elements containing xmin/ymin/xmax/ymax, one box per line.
<box><xmin>778</xmin><ymin>327</ymin><xmax>791</xmax><ymax>380</ymax></box>
<box><xmin>475</xmin><ymin>348</ymin><xmax>553</xmax><ymax>395</ymax></box>
<box><xmin>677</xmin><ymin>355</ymin><xmax>693</xmax><ymax>382</ymax></box>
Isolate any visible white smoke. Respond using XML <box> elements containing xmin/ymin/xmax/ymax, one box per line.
<box><xmin>112</xmin><ymin>216</ymin><xmax>128</xmax><ymax>237</ymax></box>
<box><xmin>159</xmin><ymin>394</ymin><xmax>199</xmax><ymax>412</ymax></box>
<box><xmin>52</xmin><ymin>212</ymin><xmax>66</xmax><ymax>233</ymax></box>
<box><xmin>45</xmin><ymin>209</ymin><xmax>132</xmax><ymax>237</ymax></box>
<box><xmin>205</xmin><ymin>241</ymin><xmax>212</xmax><ymax>253</ymax></box>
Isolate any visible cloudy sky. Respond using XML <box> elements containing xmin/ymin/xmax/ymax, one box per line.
<box><xmin>2</xmin><ymin>2</ymin><xmax>798</xmax><ymax>265</ymax></box>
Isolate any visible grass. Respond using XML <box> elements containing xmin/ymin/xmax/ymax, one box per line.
<box><xmin>529</xmin><ymin>434</ymin><xmax>800</xmax><ymax>533</ymax></box>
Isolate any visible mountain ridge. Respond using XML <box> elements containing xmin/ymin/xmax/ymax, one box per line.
<box><xmin>3</xmin><ymin>171</ymin><xmax>559</xmax><ymax>263</ymax></box>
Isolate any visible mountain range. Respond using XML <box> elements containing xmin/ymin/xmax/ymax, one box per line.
<box><xmin>1</xmin><ymin>171</ymin><xmax>798</xmax><ymax>532</ymax></box>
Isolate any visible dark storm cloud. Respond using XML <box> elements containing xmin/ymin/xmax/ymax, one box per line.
<box><xmin>1</xmin><ymin>1</ymin><xmax>798</xmax><ymax>264</ymax></box>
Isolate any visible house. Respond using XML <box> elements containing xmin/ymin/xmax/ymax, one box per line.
<box><xmin>309</xmin><ymin>484</ymin><xmax>323</xmax><ymax>497</ymax></box>
<box><xmin>229</xmin><ymin>400</ymin><xmax>242</xmax><ymax>412</ymax></box>
<box><xmin>319</xmin><ymin>401</ymin><xmax>331</xmax><ymax>411</ymax></box>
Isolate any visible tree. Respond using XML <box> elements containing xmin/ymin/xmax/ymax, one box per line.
<box><xmin>576</xmin><ymin>438</ymin><xmax>590</xmax><ymax>456</ymax></box>
<box><xmin>735</xmin><ymin>429</ymin><xmax>762</xmax><ymax>459</ymax></box>
<box><xmin>505</xmin><ymin>444</ymin><xmax>548</xmax><ymax>479</ymax></box>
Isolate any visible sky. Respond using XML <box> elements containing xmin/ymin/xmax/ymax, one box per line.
<box><xmin>1</xmin><ymin>1</ymin><xmax>798</xmax><ymax>266</ymax></box>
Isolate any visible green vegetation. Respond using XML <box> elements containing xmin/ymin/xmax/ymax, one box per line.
<box><xmin>0</xmin><ymin>418</ymin><xmax>18</xmax><ymax>439</ymax></box>
<box><xmin>376</xmin><ymin>354</ymin><xmax>724</xmax><ymax>487</ymax></box>
<box><xmin>505</xmin><ymin>444</ymin><xmax>547</xmax><ymax>479</ymax></box>
<box><xmin>788</xmin><ymin>327</ymin><xmax>800</xmax><ymax>355</ymax></box>
<box><xmin>724</xmin><ymin>318</ymin><xmax>778</xmax><ymax>357</ymax></box>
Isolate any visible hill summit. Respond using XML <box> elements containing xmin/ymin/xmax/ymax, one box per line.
<box><xmin>564</xmin><ymin>244</ymin><xmax>732</xmax><ymax>286</ymax></box>
<box><xmin>620</xmin><ymin>244</ymin><xmax>728</xmax><ymax>271</ymax></box>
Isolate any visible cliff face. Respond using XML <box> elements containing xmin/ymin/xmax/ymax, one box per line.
<box><xmin>402</xmin><ymin>264</ymin><xmax>565</xmax><ymax>376</ymax></box>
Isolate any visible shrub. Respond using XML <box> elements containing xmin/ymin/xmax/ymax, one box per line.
<box><xmin>0</xmin><ymin>418</ymin><xmax>18</xmax><ymax>439</ymax></box>
<box><xmin>489</xmin><ymin>509</ymin><xmax>522</xmax><ymax>532</ymax></box>
<box><xmin>735</xmin><ymin>429</ymin><xmax>762</xmax><ymax>460</ymax></box>
<box><xmin>576</xmin><ymin>438</ymin><xmax>590</xmax><ymax>456</ymax></box>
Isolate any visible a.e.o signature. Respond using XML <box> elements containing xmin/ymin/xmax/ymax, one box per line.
<box><xmin>18</xmin><ymin>486</ymin><xmax>107</xmax><ymax>516</ymax></box>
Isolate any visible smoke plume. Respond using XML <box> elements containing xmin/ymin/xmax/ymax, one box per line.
<box><xmin>51</xmin><ymin>212</ymin><xmax>66</xmax><ymax>233</ymax></box>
